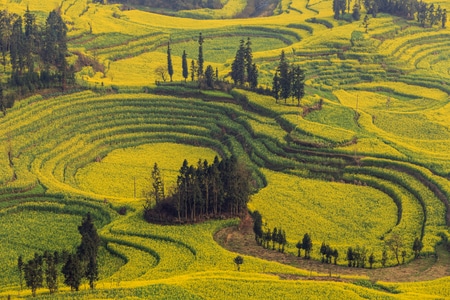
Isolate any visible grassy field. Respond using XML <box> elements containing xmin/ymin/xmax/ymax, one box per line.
<box><xmin>0</xmin><ymin>0</ymin><xmax>450</xmax><ymax>298</ymax></box>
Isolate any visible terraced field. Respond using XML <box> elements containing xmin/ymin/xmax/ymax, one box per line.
<box><xmin>0</xmin><ymin>0</ymin><xmax>450</xmax><ymax>298</ymax></box>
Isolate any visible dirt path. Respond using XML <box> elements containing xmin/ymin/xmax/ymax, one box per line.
<box><xmin>214</xmin><ymin>215</ymin><xmax>450</xmax><ymax>283</ymax></box>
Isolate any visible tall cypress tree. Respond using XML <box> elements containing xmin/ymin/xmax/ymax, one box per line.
<box><xmin>442</xmin><ymin>9</ymin><xmax>447</xmax><ymax>28</ymax></box>
<box><xmin>197</xmin><ymin>32</ymin><xmax>204</xmax><ymax>78</ymax></box>
<box><xmin>277</xmin><ymin>50</ymin><xmax>291</xmax><ymax>102</ymax></box>
<box><xmin>291</xmin><ymin>66</ymin><xmax>305</xmax><ymax>106</ymax></box>
<box><xmin>77</xmin><ymin>213</ymin><xmax>100</xmax><ymax>289</ymax></box>
<box><xmin>0</xmin><ymin>10</ymin><xmax>13</xmax><ymax>72</ymax></box>
<box><xmin>182</xmin><ymin>50</ymin><xmax>188</xmax><ymax>82</ymax></box>
<box><xmin>17</xmin><ymin>255</ymin><xmax>24</xmax><ymax>290</ymax></box>
<box><xmin>24</xmin><ymin>7</ymin><xmax>36</xmax><ymax>74</ymax></box>
<box><xmin>244</xmin><ymin>37</ymin><xmax>253</xmax><ymax>81</ymax></box>
<box><xmin>190</xmin><ymin>59</ymin><xmax>197</xmax><ymax>82</ymax></box>
<box><xmin>231</xmin><ymin>39</ymin><xmax>245</xmax><ymax>85</ymax></box>
<box><xmin>10</xmin><ymin>16</ymin><xmax>23</xmax><ymax>75</ymax></box>
<box><xmin>167</xmin><ymin>42</ymin><xmax>173</xmax><ymax>82</ymax></box>
<box><xmin>272</xmin><ymin>71</ymin><xmax>280</xmax><ymax>102</ymax></box>
<box><xmin>248</xmin><ymin>63</ymin><xmax>258</xmax><ymax>89</ymax></box>
<box><xmin>43</xmin><ymin>10</ymin><xmax>68</xmax><ymax>88</ymax></box>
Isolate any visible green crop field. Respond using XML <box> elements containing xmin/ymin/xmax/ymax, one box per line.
<box><xmin>0</xmin><ymin>0</ymin><xmax>450</xmax><ymax>298</ymax></box>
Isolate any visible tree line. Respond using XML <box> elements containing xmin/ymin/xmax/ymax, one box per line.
<box><xmin>252</xmin><ymin>211</ymin><xmax>428</xmax><ymax>268</ymax></box>
<box><xmin>0</xmin><ymin>8</ymin><xmax>74</xmax><ymax>110</ymax></box>
<box><xmin>160</xmin><ymin>34</ymin><xmax>260</xmax><ymax>93</ymax></box>
<box><xmin>17</xmin><ymin>213</ymin><xmax>100</xmax><ymax>296</ymax></box>
<box><xmin>252</xmin><ymin>211</ymin><xmax>313</xmax><ymax>257</ymax></box>
<box><xmin>332</xmin><ymin>0</ymin><xmax>447</xmax><ymax>28</ymax></box>
<box><xmin>143</xmin><ymin>156</ymin><xmax>252</xmax><ymax>223</ymax></box>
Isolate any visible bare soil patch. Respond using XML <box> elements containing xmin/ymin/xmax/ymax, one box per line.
<box><xmin>214</xmin><ymin>214</ymin><xmax>450</xmax><ymax>283</ymax></box>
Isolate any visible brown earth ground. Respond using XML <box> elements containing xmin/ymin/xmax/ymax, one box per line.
<box><xmin>214</xmin><ymin>214</ymin><xmax>450</xmax><ymax>283</ymax></box>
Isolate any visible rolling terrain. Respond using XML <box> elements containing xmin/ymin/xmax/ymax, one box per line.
<box><xmin>0</xmin><ymin>0</ymin><xmax>450</xmax><ymax>298</ymax></box>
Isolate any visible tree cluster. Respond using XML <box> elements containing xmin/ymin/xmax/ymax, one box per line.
<box><xmin>319</xmin><ymin>242</ymin><xmax>339</xmax><ymax>264</ymax></box>
<box><xmin>332</xmin><ymin>0</ymin><xmax>447</xmax><ymax>28</ymax></box>
<box><xmin>17</xmin><ymin>213</ymin><xmax>100</xmax><ymax>296</ymax></box>
<box><xmin>230</xmin><ymin>38</ymin><xmax>258</xmax><ymax>89</ymax></box>
<box><xmin>295</xmin><ymin>233</ymin><xmax>313</xmax><ymax>259</ymax></box>
<box><xmin>362</xmin><ymin>0</ymin><xmax>447</xmax><ymax>28</ymax></box>
<box><xmin>257</xmin><ymin>226</ymin><xmax>287</xmax><ymax>252</ymax></box>
<box><xmin>271</xmin><ymin>50</ymin><xmax>305</xmax><ymax>105</ymax></box>
<box><xmin>0</xmin><ymin>8</ymin><xmax>74</xmax><ymax>99</ymax></box>
<box><xmin>144</xmin><ymin>156</ymin><xmax>252</xmax><ymax>223</ymax></box>
<box><xmin>346</xmin><ymin>245</ymin><xmax>370</xmax><ymax>268</ymax></box>
<box><xmin>253</xmin><ymin>211</ymin><xmax>313</xmax><ymax>257</ymax></box>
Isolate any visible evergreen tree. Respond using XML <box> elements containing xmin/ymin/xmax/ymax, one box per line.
<box><xmin>272</xmin><ymin>70</ymin><xmax>281</xmax><ymax>102</ymax></box>
<box><xmin>252</xmin><ymin>210</ymin><xmax>263</xmax><ymax>245</ymax></box>
<box><xmin>352</xmin><ymin>2</ymin><xmax>361</xmax><ymax>20</ymax></box>
<box><xmin>442</xmin><ymin>9</ymin><xmax>447</xmax><ymax>28</ymax></box>
<box><xmin>197</xmin><ymin>32</ymin><xmax>204</xmax><ymax>78</ymax></box>
<box><xmin>24</xmin><ymin>253</ymin><xmax>43</xmax><ymax>297</ymax></box>
<box><xmin>17</xmin><ymin>255</ymin><xmax>24</xmax><ymax>290</ymax></box>
<box><xmin>291</xmin><ymin>66</ymin><xmax>305</xmax><ymax>106</ymax></box>
<box><xmin>339</xmin><ymin>0</ymin><xmax>347</xmax><ymax>15</ymax></box>
<box><xmin>167</xmin><ymin>42</ymin><xmax>173</xmax><ymax>82</ymax></box>
<box><xmin>43</xmin><ymin>10</ymin><xmax>69</xmax><ymax>89</ymax></box>
<box><xmin>417</xmin><ymin>1</ymin><xmax>428</xmax><ymax>26</ymax></box>
<box><xmin>277</xmin><ymin>228</ymin><xmax>283</xmax><ymax>252</ymax></box>
<box><xmin>278</xmin><ymin>50</ymin><xmax>291</xmax><ymax>102</ymax></box>
<box><xmin>182</xmin><ymin>50</ymin><xmax>188</xmax><ymax>82</ymax></box>
<box><xmin>332</xmin><ymin>249</ymin><xmax>339</xmax><ymax>265</ymax></box>
<box><xmin>428</xmin><ymin>4</ymin><xmax>436</xmax><ymax>27</ymax></box>
<box><xmin>248</xmin><ymin>63</ymin><xmax>258</xmax><ymax>89</ymax></box>
<box><xmin>143</xmin><ymin>162</ymin><xmax>165</xmax><ymax>217</ymax></box>
<box><xmin>77</xmin><ymin>213</ymin><xmax>100</xmax><ymax>289</ymax></box>
<box><xmin>190</xmin><ymin>59</ymin><xmax>197</xmax><ymax>82</ymax></box>
<box><xmin>85</xmin><ymin>256</ymin><xmax>98</xmax><ymax>289</ymax></box>
<box><xmin>271</xmin><ymin>227</ymin><xmax>278</xmax><ymax>250</ymax></box>
<box><xmin>0</xmin><ymin>10</ymin><xmax>13</xmax><ymax>72</ymax></box>
<box><xmin>10</xmin><ymin>16</ymin><xmax>24</xmax><ymax>75</ymax></box>
<box><xmin>231</xmin><ymin>39</ymin><xmax>245</xmax><ymax>86</ymax></box>
<box><xmin>320</xmin><ymin>242</ymin><xmax>328</xmax><ymax>263</ymax></box>
<box><xmin>62</xmin><ymin>254</ymin><xmax>82</xmax><ymax>291</ymax></box>
<box><xmin>205</xmin><ymin>65</ymin><xmax>214</xmax><ymax>88</ymax></box>
<box><xmin>346</xmin><ymin>247</ymin><xmax>354</xmax><ymax>267</ymax></box>
<box><xmin>333</xmin><ymin>0</ymin><xmax>341</xmax><ymax>19</ymax></box>
<box><xmin>244</xmin><ymin>37</ymin><xmax>253</xmax><ymax>82</ymax></box>
<box><xmin>44</xmin><ymin>251</ymin><xmax>58</xmax><ymax>294</ymax></box>
<box><xmin>265</xmin><ymin>228</ymin><xmax>272</xmax><ymax>249</ymax></box>
<box><xmin>302</xmin><ymin>233</ymin><xmax>312</xmax><ymax>259</ymax></box>
<box><xmin>24</xmin><ymin>6</ymin><xmax>36</xmax><ymax>75</ymax></box>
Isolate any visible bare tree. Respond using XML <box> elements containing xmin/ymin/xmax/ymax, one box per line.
<box><xmin>386</xmin><ymin>233</ymin><xmax>403</xmax><ymax>265</ymax></box>
<box><xmin>155</xmin><ymin>65</ymin><xmax>167</xmax><ymax>82</ymax></box>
